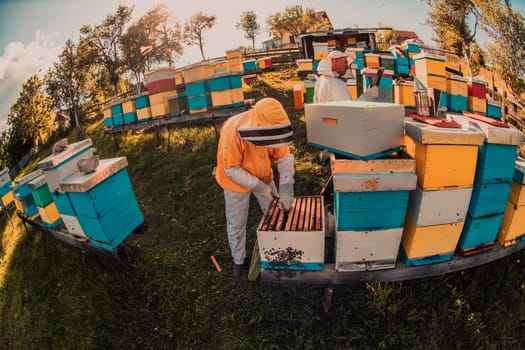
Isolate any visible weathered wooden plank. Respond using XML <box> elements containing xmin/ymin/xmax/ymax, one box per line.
<box><xmin>268</xmin><ymin>201</ymin><xmax>281</xmax><ymax>230</ymax></box>
<box><xmin>284</xmin><ymin>198</ymin><xmax>298</xmax><ymax>231</ymax></box>
<box><xmin>315</xmin><ymin>197</ymin><xmax>322</xmax><ymax>231</ymax></box>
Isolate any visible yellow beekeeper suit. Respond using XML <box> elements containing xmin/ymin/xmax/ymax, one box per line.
<box><xmin>216</xmin><ymin>98</ymin><xmax>295</xmax><ymax>277</ymax></box>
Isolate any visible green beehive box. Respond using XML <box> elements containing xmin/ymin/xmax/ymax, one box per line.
<box><xmin>28</xmin><ymin>174</ymin><xmax>53</xmax><ymax>207</ymax></box>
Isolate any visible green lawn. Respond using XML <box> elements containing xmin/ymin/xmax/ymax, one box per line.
<box><xmin>1</xmin><ymin>70</ymin><xmax>525</xmax><ymax>349</ymax></box>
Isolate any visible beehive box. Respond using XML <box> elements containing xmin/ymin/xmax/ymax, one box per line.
<box><xmin>257</xmin><ymin>197</ymin><xmax>325</xmax><ymax>271</ymax></box>
<box><xmin>467</xmin><ymin>78</ymin><xmax>487</xmax><ymax>98</ymax></box>
<box><xmin>407</xmin><ymin>186</ymin><xmax>473</xmax><ymax>226</ymax></box>
<box><xmin>401</xmin><ymin>216</ymin><xmax>464</xmax><ymax>266</ymax></box>
<box><xmin>134</xmin><ymin>94</ymin><xmax>150</xmax><ymax>109</ymax></box>
<box><xmin>1</xmin><ymin>189</ymin><xmax>14</xmax><ymax>207</ymax></box>
<box><xmin>331</xmin><ymin>151</ymin><xmax>416</xmax><ymax>231</ymax></box>
<box><xmin>186</xmin><ymin>81</ymin><xmax>209</xmax><ymax>96</ymax></box>
<box><xmin>226</xmin><ymin>49</ymin><xmax>242</xmax><ymax>60</ymax></box>
<box><xmin>498</xmin><ymin>158</ymin><xmax>525</xmax><ymax>246</ymax></box>
<box><xmin>121</xmin><ymin>97</ymin><xmax>136</xmax><ymax>113</ymax></box>
<box><xmin>446</xmin><ymin>94</ymin><xmax>469</xmax><ymax>112</ymax></box>
<box><xmin>459</xmin><ymin>213</ymin><xmax>504</xmax><ymax>251</ymax></box>
<box><xmin>304</xmin><ymin>101</ymin><xmax>405</xmax><ymax>159</ymax></box>
<box><xmin>297</xmin><ymin>59</ymin><xmax>313</xmax><ymax>72</ymax></box>
<box><xmin>415</xmin><ymin>73</ymin><xmax>446</xmax><ymax>91</ymax></box>
<box><xmin>414</xmin><ymin>52</ymin><xmax>446</xmax><ymax>77</ymax></box>
<box><xmin>12</xmin><ymin>170</ymin><xmax>42</xmax><ymax>218</ymax></box>
<box><xmin>144</xmin><ymin>67</ymin><xmax>176</xmax><ymax>86</ymax></box>
<box><xmin>60</xmin><ymin>214</ymin><xmax>87</xmax><ymax>237</ymax></box>
<box><xmin>210</xmin><ymin>88</ymin><xmax>243</xmax><ymax>109</ymax></box>
<box><xmin>60</xmin><ymin>157</ymin><xmax>144</xmax><ymax>250</ymax></box>
<box><xmin>446</xmin><ymin>75</ymin><xmax>468</xmax><ymax>96</ymax></box>
<box><xmin>293</xmin><ymin>84</ymin><xmax>304</xmax><ymax>110</ymax></box>
<box><xmin>227</xmin><ymin>57</ymin><xmax>243</xmax><ymax>72</ymax></box>
<box><xmin>188</xmin><ymin>94</ymin><xmax>210</xmax><ymax>112</ymax></box>
<box><xmin>37</xmin><ymin>138</ymin><xmax>94</xmax><ymax>192</ymax></box>
<box><xmin>28</xmin><ymin>174</ymin><xmax>52</xmax><ymax>207</ymax></box>
<box><xmin>136</xmin><ymin>107</ymin><xmax>152</xmax><ymax>121</ymax></box>
<box><xmin>167</xmin><ymin>94</ymin><xmax>189</xmax><ymax>116</ymax></box>
<box><xmin>0</xmin><ymin>168</ymin><xmax>11</xmax><ymax>188</ymax></box>
<box><xmin>183</xmin><ymin>62</ymin><xmax>215</xmax><ymax>84</ymax></box>
<box><xmin>346</xmin><ymin>80</ymin><xmax>358</xmax><ymax>101</ymax></box>
<box><xmin>123</xmin><ymin>112</ymin><xmax>137</xmax><ymax>124</ymax></box>
<box><xmin>37</xmin><ymin>201</ymin><xmax>61</xmax><ymax>228</ymax></box>
<box><xmin>336</xmin><ymin>227</ymin><xmax>403</xmax><ymax>271</ymax></box>
<box><xmin>394</xmin><ymin>81</ymin><xmax>415</xmax><ymax>107</ymax></box>
<box><xmin>487</xmin><ymin>100</ymin><xmax>502</xmax><ymax>119</ymax></box>
<box><xmin>365</xmin><ymin>53</ymin><xmax>380</xmax><ymax>68</ymax></box>
<box><xmin>208</xmin><ymin>72</ymin><xmax>242</xmax><ymax>91</ymax></box>
<box><xmin>468</xmin><ymin>96</ymin><xmax>487</xmax><ymax>114</ymax></box>
<box><xmin>214</xmin><ymin>60</ymin><xmax>228</xmax><ymax>73</ymax></box>
<box><xmin>404</xmin><ymin>119</ymin><xmax>484</xmax><ymax>190</ymax></box>
<box><xmin>313</xmin><ymin>42</ymin><xmax>328</xmax><ymax>60</ymax></box>
<box><xmin>242</xmin><ymin>59</ymin><xmax>258</xmax><ymax>72</ymax></box>
<box><xmin>257</xmin><ymin>57</ymin><xmax>272</xmax><ymax>70</ymax></box>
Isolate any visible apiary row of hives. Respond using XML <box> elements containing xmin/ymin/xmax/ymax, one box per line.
<box><xmin>6</xmin><ymin>138</ymin><xmax>144</xmax><ymax>252</ymax></box>
<box><xmin>102</xmin><ymin>50</ymin><xmax>272</xmax><ymax>128</ymax></box>
<box><xmin>258</xmin><ymin>100</ymin><xmax>524</xmax><ymax>272</ymax></box>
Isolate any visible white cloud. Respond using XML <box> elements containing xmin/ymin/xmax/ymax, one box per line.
<box><xmin>0</xmin><ymin>29</ymin><xmax>62</xmax><ymax>131</ymax></box>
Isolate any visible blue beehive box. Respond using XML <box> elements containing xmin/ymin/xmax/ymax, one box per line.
<box><xmin>13</xmin><ymin>170</ymin><xmax>42</xmax><ymax>217</ymax></box>
<box><xmin>487</xmin><ymin>101</ymin><xmax>502</xmax><ymax>119</ymax></box>
<box><xmin>28</xmin><ymin>174</ymin><xmax>53</xmax><ymax>207</ymax></box>
<box><xmin>110</xmin><ymin>103</ymin><xmax>123</xmax><ymax>116</ymax></box>
<box><xmin>186</xmin><ymin>81</ymin><xmax>209</xmax><ymax>96</ymax></box>
<box><xmin>209</xmin><ymin>73</ymin><xmax>242</xmax><ymax>91</ymax></box>
<box><xmin>51</xmin><ymin>191</ymin><xmax>76</xmax><ymax>216</ymax></box>
<box><xmin>134</xmin><ymin>94</ymin><xmax>150</xmax><ymax>109</ymax></box>
<box><xmin>447</xmin><ymin>94</ymin><xmax>468</xmax><ymax>112</ymax></box>
<box><xmin>123</xmin><ymin>112</ymin><xmax>137</xmax><ymax>124</ymax></box>
<box><xmin>459</xmin><ymin>213</ymin><xmax>505</xmax><ymax>249</ymax></box>
<box><xmin>243</xmin><ymin>59</ymin><xmax>258</xmax><ymax>71</ymax></box>
<box><xmin>188</xmin><ymin>94</ymin><xmax>210</xmax><ymax>110</ymax></box>
<box><xmin>474</xmin><ymin>143</ymin><xmax>518</xmax><ymax>184</ymax></box>
<box><xmin>467</xmin><ymin>181</ymin><xmax>512</xmax><ymax>218</ymax></box>
<box><xmin>103</xmin><ymin>117</ymin><xmax>114</xmax><ymax>128</ymax></box>
<box><xmin>60</xmin><ymin>157</ymin><xmax>144</xmax><ymax>250</ymax></box>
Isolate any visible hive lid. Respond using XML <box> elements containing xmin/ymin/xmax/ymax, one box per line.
<box><xmin>404</xmin><ymin>119</ymin><xmax>485</xmax><ymax>145</ymax></box>
<box><xmin>208</xmin><ymin>71</ymin><xmax>242</xmax><ymax>79</ymax></box>
<box><xmin>449</xmin><ymin>114</ymin><xmax>524</xmax><ymax>145</ymax></box>
<box><xmin>59</xmin><ymin>157</ymin><xmax>128</xmax><ymax>192</ymax></box>
<box><xmin>13</xmin><ymin>169</ymin><xmax>43</xmax><ymax>189</ymax></box>
<box><xmin>28</xmin><ymin>174</ymin><xmax>48</xmax><ymax>189</ymax></box>
<box><xmin>37</xmin><ymin>138</ymin><xmax>93</xmax><ymax>169</ymax></box>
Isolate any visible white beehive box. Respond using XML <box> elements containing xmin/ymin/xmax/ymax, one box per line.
<box><xmin>37</xmin><ymin>139</ymin><xmax>94</xmax><ymax>192</ymax></box>
<box><xmin>305</xmin><ymin>101</ymin><xmax>405</xmax><ymax>159</ymax></box>
<box><xmin>336</xmin><ymin>227</ymin><xmax>403</xmax><ymax>271</ymax></box>
<box><xmin>407</xmin><ymin>186</ymin><xmax>473</xmax><ymax>227</ymax></box>
<box><xmin>60</xmin><ymin>214</ymin><xmax>87</xmax><ymax>237</ymax></box>
<box><xmin>257</xmin><ymin>196</ymin><xmax>325</xmax><ymax>271</ymax></box>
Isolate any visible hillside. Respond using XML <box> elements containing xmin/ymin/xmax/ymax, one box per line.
<box><xmin>1</xmin><ymin>69</ymin><xmax>525</xmax><ymax>349</ymax></box>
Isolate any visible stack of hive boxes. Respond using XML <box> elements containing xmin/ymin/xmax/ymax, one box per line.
<box><xmin>305</xmin><ymin>101</ymin><xmax>415</xmax><ymax>271</ymax></box>
<box><xmin>451</xmin><ymin>114</ymin><xmax>523</xmax><ymax>254</ymax></box>
<box><xmin>226</xmin><ymin>49</ymin><xmax>243</xmax><ymax>72</ymax></box>
<box><xmin>401</xmin><ymin>119</ymin><xmax>484</xmax><ymax>265</ymax></box>
<box><xmin>109</xmin><ymin>103</ymin><xmax>124</xmax><ymax>127</ymax></box>
<box><xmin>297</xmin><ymin>59</ymin><xmax>314</xmax><ymax>76</ymax></box>
<box><xmin>28</xmin><ymin>174</ymin><xmax>62</xmax><ymax>228</ymax></box>
<box><xmin>242</xmin><ymin>59</ymin><xmax>258</xmax><ymax>72</ymax></box>
<box><xmin>145</xmin><ymin>68</ymin><xmax>178</xmax><ymax>118</ymax></box>
<box><xmin>183</xmin><ymin>62</ymin><xmax>215</xmax><ymax>114</ymax></box>
<box><xmin>12</xmin><ymin>170</ymin><xmax>42</xmax><ymax>219</ymax></box>
<box><xmin>346</xmin><ymin>48</ymin><xmax>365</xmax><ymax>70</ymax></box>
<box><xmin>391</xmin><ymin>48</ymin><xmax>410</xmax><ymax>75</ymax></box>
<box><xmin>364</xmin><ymin>53</ymin><xmax>380</xmax><ymax>68</ymax></box>
<box><xmin>498</xmin><ymin>157</ymin><xmax>525</xmax><ymax>247</ymax></box>
<box><xmin>468</xmin><ymin>78</ymin><xmax>488</xmax><ymax>115</ymax></box>
<box><xmin>405</xmin><ymin>40</ymin><xmax>421</xmax><ymax>71</ymax></box>
<box><xmin>121</xmin><ymin>96</ymin><xmax>137</xmax><ymax>124</ymax></box>
<box><xmin>208</xmin><ymin>72</ymin><xmax>244</xmax><ymax>110</ymax></box>
<box><xmin>38</xmin><ymin>139</ymin><xmax>94</xmax><ymax>238</ymax></box>
<box><xmin>0</xmin><ymin>169</ymin><xmax>14</xmax><ymax>208</ymax></box>
<box><xmin>134</xmin><ymin>93</ymin><xmax>152</xmax><ymax>122</ymax></box>
<box><xmin>446</xmin><ymin>75</ymin><xmax>469</xmax><ymax>112</ymax></box>
<box><xmin>214</xmin><ymin>60</ymin><xmax>228</xmax><ymax>73</ymax></box>
<box><xmin>257</xmin><ymin>57</ymin><xmax>272</xmax><ymax>71</ymax></box>
<box><xmin>102</xmin><ymin>105</ymin><xmax>113</xmax><ymax>128</ymax></box>
<box><xmin>37</xmin><ymin>138</ymin><xmax>144</xmax><ymax>251</ymax></box>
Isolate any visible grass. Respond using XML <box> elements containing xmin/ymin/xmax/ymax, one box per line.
<box><xmin>1</xmin><ymin>68</ymin><xmax>525</xmax><ymax>349</ymax></box>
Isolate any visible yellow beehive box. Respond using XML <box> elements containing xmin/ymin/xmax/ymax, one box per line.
<box><xmin>226</xmin><ymin>49</ymin><xmax>242</xmax><ymax>60</ymax></box>
<box><xmin>468</xmin><ymin>96</ymin><xmax>487</xmax><ymax>113</ymax></box>
<box><xmin>1</xmin><ymin>190</ymin><xmax>14</xmax><ymax>206</ymax></box>
<box><xmin>136</xmin><ymin>107</ymin><xmax>152</xmax><ymax>120</ymax></box>
<box><xmin>174</xmin><ymin>69</ymin><xmax>184</xmax><ymax>85</ymax></box>
<box><xmin>365</xmin><ymin>53</ymin><xmax>380</xmax><ymax>67</ymax></box>
<box><xmin>327</xmin><ymin>39</ymin><xmax>337</xmax><ymax>47</ymax></box>
<box><xmin>227</xmin><ymin>57</ymin><xmax>244</xmax><ymax>72</ymax></box>
<box><xmin>38</xmin><ymin>201</ymin><xmax>61</xmax><ymax>225</ymax></box>
<box><xmin>215</xmin><ymin>60</ymin><xmax>228</xmax><ymax>73</ymax></box>
<box><xmin>231</xmin><ymin>88</ymin><xmax>244</xmax><ymax>104</ymax></box>
<box><xmin>297</xmin><ymin>59</ymin><xmax>313</xmax><ymax>71</ymax></box>
<box><xmin>149</xmin><ymin>90</ymin><xmax>176</xmax><ymax>106</ymax></box>
<box><xmin>414</xmin><ymin>52</ymin><xmax>446</xmax><ymax>76</ymax></box>
<box><xmin>183</xmin><ymin>62</ymin><xmax>215</xmax><ymax>83</ymax></box>
<box><xmin>509</xmin><ymin>180</ymin><xmax>525</xmax><ymax>206</ymax></box>
<box><xmin>189</xmin><ymin>107</ymin><xmax>208</xmax><ymax>115</ymax></box>
<box><xmin>151</xmin><ymin>103</ymin><xmax>169</xmax><ymax>118</ymax></box>
<box><xmin>121</xmin><ymin>98</ymin><xmax>136</xmax><ymax>113</ymax></box>
<box><xmin>416</xmin><ymin>73</ymin><xmax>446</xmax><ymax>91</ymax></box>
<box><xmin>313</xmin><ymin>42</ymin><xmax>328</xmax><ymax>60</ymax></box>
<box><xmin>14</xmin><ymin>197</ymin><xmax>24</xmax><ymax>212</ymax></box>
<box><xmin>102</xmin><ymin>107</ymin><xmax>112</xmax><ymax>119</ymax></box>
<box><xmin>402</xmin><ymin>215</ymin><xmax>464</xmax><ymax>259</ymax></box>
<box><xmin>404</xmin><ymin>119</ymin><xmax>485</xmax><ymax>190</ymax></box>
<box><xmin>498</xmin><ymin>201</ymin><xmax>525</xmax><ymax>247</ymax></box>
<box><xmin>446</xmin><ymin>75</ymin><xmax>468</xmax><ymax>97</ymax></box>
<box><xmin>347</xmin><ymin>85</ymin><xmax>358</xmax><ymax>100</ymax></box>
<box><xmin>347</xmin><ymin>37</ymin><xmax>357</xmax><ymax>45</ymax></box>
<box><xmin>211</xmin><ymin>90</ymin><xmax>233</xmax><ymax>107</ymax></box>
<box><xmin>394</xmin><ymin>81</ymin><xmax>416</xmax><ymax>107</ymax></box>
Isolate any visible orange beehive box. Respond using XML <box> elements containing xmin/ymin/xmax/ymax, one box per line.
<box><xmin>38</xmin><ymin>201</ymin><xmax>61</xmax><ymax>225</ymax></box>
<box><xmin>1</xmin><ymin>190</ymin><xmax>14</xmax><ymax>207</ymax></box>
<box><xmin>183</xmin><ymin>62</ymin><xmax>215</xmax><ymax>83</ymax></box>
<box><xmin>227</xmin><ymin>57</ymin><xmax>243</xmax><ymax>72</ymax></box>
<box><xmin>215</xmin><ymin>60</ymin><xmax>228</xmax><ymax>73</ymax></box>
<box><xmin>151</xmin><ymin>103</ymin><xmax>169</xmax><ymax>118</ymax></box>
<box><xmin>498</xmin><ymin>201</ymin><xmax>525</xmax><ymax>247</ymax></box>
<box><xmin>468</xmin><ymin>96</ymin><xmax>487</xmax><ymax>114</ymax></box>
<box><xmin>446</xmin><ymin>75</ymin><xmax>468</xmax><ymax>97</ymax></box>
<box><xmin>121</xmin><ymin>98</ymin><xmax>136</xmax><ymax>113</ymax></box>
<box><xmin>226</xmin><ymin>49</ymin><xmax>242</xmax><ymax>60</ymax></box>
<box><xmin>136</xmin><ymin>107</ymin><xmax>152</xmax><ymax>121</ymax></box>
<box><xmin>293</xmin><ymin>84</ymin><xmax>304</xmax><ymax>110</ymax></box>
<box><xmin>394</xmin><ymin>81</ymin><xmax>416</xmax><ymax>107</ymax></box>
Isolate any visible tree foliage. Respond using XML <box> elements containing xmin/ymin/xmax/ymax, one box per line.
<box><xmin>236</xmin><ymin>10</ymin><xmax>260</xmax><ymax>50</ymax></box>
<box><xmin>121</xmin><ymin>4</ymin><xmax>183</xmax><ymax>91</ymax></box>
<box><xmin>183</xmin><ymin>12</ymin><xmax>217</xmax><ymax>60</ymax></box>
<box><xmin>79</xmin><ymin>5</ymin><xmax>133</xmax><ymax>98</ymax></box>
<box><xmin>266</xmin><ymin>6</ymin><xmax>332</xmax><ymax>42</ymax></box>
<box><xmin>6</xmin><ymin>75</ymin><xmax>55</xmax><ymax>163</ymax></box>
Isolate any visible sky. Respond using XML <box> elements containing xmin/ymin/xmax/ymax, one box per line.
<box><xmin>0</xmin><ymin>0</ymin><xmax>524</xmax><ymax>131</ymax></box>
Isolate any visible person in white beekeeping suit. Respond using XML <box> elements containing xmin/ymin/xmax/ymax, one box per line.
<box><xmin>313</xmin><ymin>50</ymin><xmax>353</xmax><ymax>103</ymax></box>
<box><xmin>215</xmin><ymin>97</ymin><xmax>295</xmax><ymax>278</ymax></box>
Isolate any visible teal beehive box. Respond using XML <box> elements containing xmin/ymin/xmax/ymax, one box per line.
<box><xmin>186</xmin><ymin>81</ymin><xmax>209</xmax><ymax>96</ymax></box>
<box><xmin>134</xmin><ymin>94</ymin><xmax>150</xmax><ymax>109</ymax></box>
<box><xmin>13</xmin><ymin>169</ymin><xmax>42</xmax><ymax>217</ymax></box>
<box><xmin>28</xmin><ymin>174</ymin><xmax>53</xmax><ymax>207</ymax></box>
<box><xmin>60</xmin><ymin>157</ymin><xmax>144</xmax><ymax>250</ymax></box>
<box><xmin>209</xmin><ymin>72</ymin><xmax>242</xmax><ymax>91</ymax></box>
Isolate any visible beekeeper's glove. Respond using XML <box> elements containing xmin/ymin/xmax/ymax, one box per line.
<box><xmin>279</xmin><ymin>183</ymin><xmax>294</xmax><ymax>211</ymax></box>
<box><xmin>253</xmin><ymin>180</ymin><xmax>278</xmax><ymax>202</ymax></box>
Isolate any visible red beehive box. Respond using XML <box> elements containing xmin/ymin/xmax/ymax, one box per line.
<box><xmin>467</xmin><ymin>78</ymin><xmax>487</xmax><ymax>99</ymax></box>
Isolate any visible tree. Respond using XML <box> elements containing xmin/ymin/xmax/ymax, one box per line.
<box><xmin>7</xmin><ymin>75</ymin><xmax>54</xmax><ymax>162</ymax></box>
<box><xmin>183</xmin><ymin>12</ymin><xmax>217</xmax><ymax>60</ymax></box>
<box><xmin>79</xmin><ymin>5</ymin><xmax>133</xmax><ymax>98</ymax></box>
<box><xmin>427</xmin><ymin>0</ymin><xmax>480</xmax><ymax>76</ymax></box>
<box><xmin>45</xmin><ymin>39</ymin><xmax>90</xmax><ymax>128</ymax></box>
<box><xmin>474</xmin><ymin>0</ymin><xmax>525</xmax><ymax>94</ymax></box>
<box><xmin>266</xmin><ymin>6</ymin><xmax>332</xmax><ymax>43</ymax></box>
<box><xmin>236</xmin><ymin>10</ymin><xmax>260</xmax><ymax>50</ymax></box>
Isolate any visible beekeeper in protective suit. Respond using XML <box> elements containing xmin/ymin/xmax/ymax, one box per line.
<box><xmin>313</xmin><ymin>50</ymin><xmax>353</xmax><ymax>103</ymax></box>
<box><xmin>215</xmin><ymin>97</ymin><xmax>295</xmax><ymax>278</ymax></box>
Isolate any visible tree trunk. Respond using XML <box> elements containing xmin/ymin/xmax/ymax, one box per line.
<box><xmin>199</xmin><ymin>36</ymin><xmax>205</xmax><ymax>60</ymax></box>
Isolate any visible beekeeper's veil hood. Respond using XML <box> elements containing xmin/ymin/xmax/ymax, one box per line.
<box><xmin>238</xmin><ymin>97</ymin><xmax>293</xmax><ymax>148</ymax></box>
<box><xmin>317</xmin><ymin>50</ymin><xmax>347</xmax><ymax>77</ymax></box>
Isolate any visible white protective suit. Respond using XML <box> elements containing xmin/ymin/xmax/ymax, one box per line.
<box><xmin>313</xmin><ymin>51</ymin><xmax>352</xmax><ymax>103</ymax></box>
